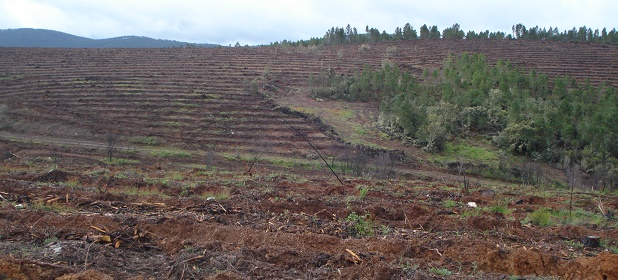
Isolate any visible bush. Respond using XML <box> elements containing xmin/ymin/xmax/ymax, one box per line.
<box><xmin>357</xmin><ymin>186</ymin><xmax>369</xmax><ymax>200</ymax></box>
<box><xmin>345</xmin><ymin>212</ymin><xmax>375</xmax><ymax>237</ymax></box>
<box><xmin>524</xmin><ymin>208</ymin><xmax>553</xmax><ymax>227</ymax></box>
<box><xmin>443</xmin><ymin>199</ymin><xmax>458</xmax><ymax>208</ymax></box>
<box><xmin>488</xmin><ymin>202</ymin><xmax>512</xmax><ymax>215</ymax></box>
<box><xmin>416</xmin><ymin>122</ymin><xmax>447</xmax><ymax>153</ymax></box>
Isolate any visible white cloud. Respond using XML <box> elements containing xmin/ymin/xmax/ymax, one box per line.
<box><xmin>1</xmin><ymin>0</ymin><xmax>70</xmax><ymax>29</ymax></box>
<box><xmin>0</xmin><ymin>0</ymin><xmax>616</xmax><ymax>45</ymax></box>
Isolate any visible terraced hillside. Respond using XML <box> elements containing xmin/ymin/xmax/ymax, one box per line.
<box><xmin>1</xmin><ymin>40</ymin><xmax>617</xmax><ymax>163</ymax></box>
<box><xmin>0</xmin><ymin>47</ymin><xmax>348</xmax><ymax>162</ymax></box>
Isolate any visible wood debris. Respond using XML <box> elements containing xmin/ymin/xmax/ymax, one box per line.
<box><xmin>345</xmin><ymin>249</ymin><xmax>362</xmax><ymax>264</ymax></box>
<box><xmin>86</xmin><ymin>225</ymin><xmax>158</xmax><ymax>250</ymax></box>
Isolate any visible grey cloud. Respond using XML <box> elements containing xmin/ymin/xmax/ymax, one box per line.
<box><xmin>0</xmin><ymin>0</ymin><xmax>616</xmax><ymax>45</ymax></box>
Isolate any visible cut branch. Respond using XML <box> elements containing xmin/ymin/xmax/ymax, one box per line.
<box><xmin>281</xmin><ymin>118</ymin><xmax>344</xmax><ymax>185</ymax></box>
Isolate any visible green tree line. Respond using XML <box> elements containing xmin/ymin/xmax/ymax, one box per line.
<box><xmin>271</xmin><ymin>23</ymin><xmax>618</xmax><ymax>46</ymax></box>
<box><xmin>511</xmin><ymin>23</ymin><xmax>618</xmax><ymax>44</ymax></box>
<box><xmin>308</xmin><ymin>54</ymin><xmax>618</xmax><ymax>190</ymax></box>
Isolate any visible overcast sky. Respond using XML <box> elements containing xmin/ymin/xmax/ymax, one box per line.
<box><xmin>1</xmin><ymin>0</ymin><xmax>616</xmax><ymax>46</ymax></box>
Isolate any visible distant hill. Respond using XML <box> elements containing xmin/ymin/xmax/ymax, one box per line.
<box><xmin>0</xmin><ymin>28</ymin><xmax>218</xmax><ymax>48</ymax></box>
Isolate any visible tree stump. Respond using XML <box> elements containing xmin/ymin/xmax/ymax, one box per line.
<box><xmin>583</xmin><ymin>236</ymin><xmax>600</xmax><ymax>248</ymax></box>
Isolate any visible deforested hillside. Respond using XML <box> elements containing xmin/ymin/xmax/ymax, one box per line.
<box><xmin>1</xmin><ymin>39</ymin><xmax>617</xmax><ymax>164</ymax></box>
<box><xmin>0</xmin><ymin>40</ymin><xmax>617</xmax><ymax>279</ymax></box>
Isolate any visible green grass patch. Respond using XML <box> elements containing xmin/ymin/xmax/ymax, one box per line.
<box><xmin>443</xmin><ymin>199</ymin><xmax>458</xmax><ymax>208</ymax></box>
<box><xmin>522</xmin><ymin>207</ymin><xmax>609</xmax><ymax>227</ymax></box>
<box><xmin>199</xmin><ymin>189</ymin><xmax>231</xmax><ymax>200</ymax></box>
<box><xmin>222</xmin><ymin>153</ymin><xmax>329</xmax><ymax>171</ymax></box>
<box><xmin>337</xmin><ymin>109</ymin><xmax>354</xmax><ymax>121</ymax></box>
<box><xmin>161</xmin><ymin>121</ymin><xmax>187</xmax><ymax>127</ymax></box>
<box><xmin>553</xmin><ymin>208</ymin><xmax>609</xmax><ymax>226</ymax></box>
<box><xmin>461</xmin><ymin>207</ymin><xmax>484</xmax><ymax>218</ymax></box>
<box><xmin>64</xmin><ymin>177</ymin><xmax>82</xmax><ymax>188</ymax></box>
<box><xmin>167</xmin><ymin>172</ymin><xmax>184</xmax><ymax>181</ymax></box>
<box><xmin>565</xmin><ymin>239</ymin><xmax>584</xmax><ymax>248</ymax></box>
<box><xmin>111</xmin><ymin>186</ymin><xmax>170</xmax><ymax>198</ymax></box>
<box><xmin>488</xmin><ymin>201</ymin><xmax>512</xmax><ymax>215</ymax></box>
<box><xmin>112</xmin><ymin>83</ymin><xmax>139</xmax><ymax>87</ymax></box>
<box><xmin>353</xmin><ymin>125</ymin><xmax>368</xmax><ymax>135</ymax></box>
<box><xmin>442</xmin><ymin>142</ymin><xmax>498</xmax><ymax>162</ymax></box>
<box><xmin>348</xmin><ymin>137</ymin><xmax>389</xmax><ymax>150</ymax></box>
<box><xmin>172</xmin><ymin>101</ymin><xmax>199</xmax><ymax>107</ymax></box>
<box><xmin>0</xmin><ymin>75</ymin><xmax>24</xmax><ymax>81</ymax></box>
<box><xmin>128</xmin><ymin>136</ymin><xmax>166</xmax><ymax>146</ymax></box>
<box><xmin>144</xmin><ymin>177</ymin><xmax>170</xmax><ymax>186</ymax></box>
<box><xmin>429</xmin><ymin>267</ymin><xmax>452</xmax><ymax>276</ymax></box>
<box><xmin>85</xmin><ymin>168</ymin><xmax>111</xmax><ymax>177</ymax></box>
<box><xmin>102</xmin><ymin>158</ymin><xmax>140</xmax><ymax>165</ymax></box>
<box><xmin>150</xmin><ymin>149</ymin><xmax>191</xmax><ymax>158</ymax></box>
<box><xmin>182</xmin><ymin>163</ymin><xmax>214</xmax><ymax>170</ymax></box>
<box><xmin>31</xmin><ymin>201</ymin><xmax>74</xmax><ymax>213</ymax></box>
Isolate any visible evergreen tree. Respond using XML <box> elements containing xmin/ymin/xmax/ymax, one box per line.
<box><xmin>394</xmin><ymin>27</ymin><xmax>403</xmax><ymax>40</ymax></box>
<box><xmin>345</xmin><ymin>24</ymin><xmax>353</xmax><ymax>37</ymax></box>
<box><xmin>512</xmin><ymin>23</ymin><xmax>527</xmax><ymax>39</ymax></box>
<box><xmin>429</xmin><ymin>25</ymin><xmax>441</xmax><ymax>38</ymax></box>
<box><xmin>403</xmin><ymin>23</ymin><xmax>417</xmax><ymax>40</ymax></box>
<box><xmin>442</xmin><ymin>23</ymin><xmax>465</xmax><ymax>39</ymax></box>
<box><xmin>419</xmin><ymin>24</ymin><xmax>430</xmax><ymax>39</ymax></box>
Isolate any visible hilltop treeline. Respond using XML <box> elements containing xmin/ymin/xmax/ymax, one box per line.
<box><xmin>309</xmin><ymin>54</ymin><xmax>618</xmax><ymax>190</ymax></box>
<box><xmin>272</xmin><ymin>23</ymin><xmax>618</xmax><ymax>46</ymax></box>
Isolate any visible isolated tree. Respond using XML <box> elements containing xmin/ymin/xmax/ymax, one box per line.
<box><xmin>50</xmin><ymin>148</ymin><xmax>62</xmax><ymax>169</ymax></box>
<box><xmin>374</xmin><ymin>151</ymin><xmax>395</xmax><ymax>179</ymax></box>
<box><xmin>106</xmin><ymin>133</ymin><xmax>117</xmax><ymax>162</ymax></box>
<box><xmin>403</xmin><ymin>23</ymin><xmax>417</xmax><ymax>40</ymax></box>
<box><xmin>351</xmin><ymin>151</ymin><xmax>369</xmax><ymax>177</ymax></box>
<box><xmin>419</xmin><ymin>24</ymin><xmax>430</xmax><ymax>39</ymax></box>
<box><xmin>0</xmin><ymin>104</ymin><xmax>10</xmax><ymax>130</ymax></box>
<box><xmin>204</xmin><ymin>144</ymin><xmax>217</xmax><ymax>169</ymax></box>
<box><xmin>417</xmin><ymin>121</ymin><xmax>447</xmax><ymax>153</ymax></box>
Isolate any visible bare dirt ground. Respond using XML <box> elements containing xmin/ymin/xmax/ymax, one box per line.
<box><xmin>0</xmin><ymin>41</ymin><xmax>617</xmax><ymax>279</ymax></box>
<box><xmin>0</xmin><ymin>138</ymin><xmax>617</xmax><ymax>279</ymax></box>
